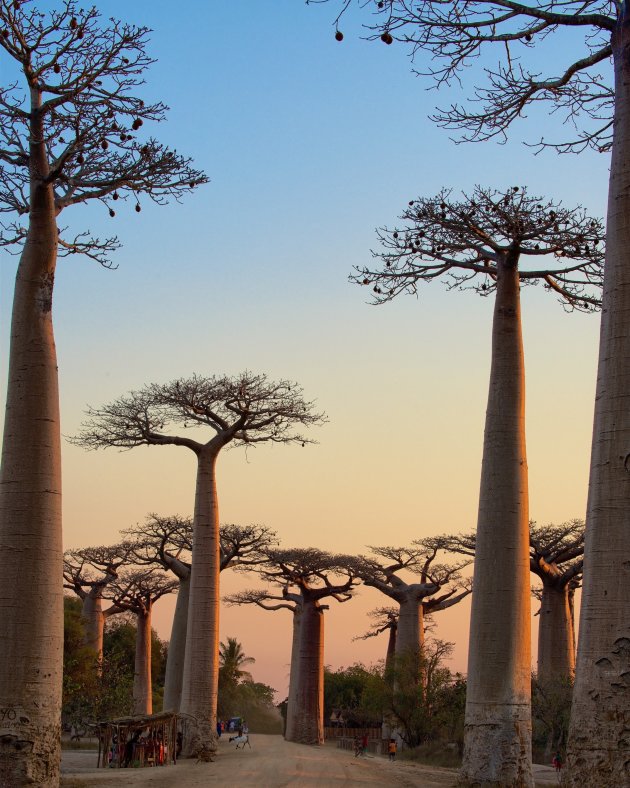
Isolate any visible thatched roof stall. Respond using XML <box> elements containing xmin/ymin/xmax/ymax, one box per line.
<box><xmin>97</xmin><ymin>711</ymin><xmax>178</xmax><ymax>768</ymax></box>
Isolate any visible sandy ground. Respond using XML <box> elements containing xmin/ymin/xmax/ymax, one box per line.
<box><xmin>61</xmin><ymin>735</ymin><xmax>558</xmax><ymax>787</ymax></box>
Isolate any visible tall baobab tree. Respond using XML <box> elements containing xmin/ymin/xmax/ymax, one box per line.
<box><xmin>226</xmin><ymin>547</ymin><xmax>357</xmax><ymax>745</ymax></box>
<box><xmin>71</xmin><ymin>373</ymin><xmax>325</xmax><ymax>759</ymax></box>
<box><xmin>62</xmin><ymin>544</ymin><xmax>132</xmax><ymax>658</ymax></box>
<box><xmin>104</xmin><ymin>570</ymin><xmax>177</xmax><ymax>716</ymax></box>
<box><xmin>0</xmin><ymin>3</ymin><xmax>205</xmax><ymax>782</ymax></box>
<box><xmin>125</xmin><ymin>513</ymin><xmax>276</xmax><ymax>712</ymax></box>
<box><xmin>352</xmin><ymin>186</ymin><xmax>602</xmax><ymax>786</ymax></box>
<box><xmin>349</xmin><ymin>541</ymin><xmax>471</xmax><ymax>670</ymax></box>
<box><xmin>322</xmin><ymin>4</ymin><xmax>628</xmax><ymax>783</ymax></box>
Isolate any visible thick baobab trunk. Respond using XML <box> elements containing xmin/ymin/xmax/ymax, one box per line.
<box><xmin>537</xmin><ymin>584</ymin><xmax>575</xmax><ymax>682</ymax></box>
<box><xmin>284</xmin><ymin>605</ymin><xmax>302</xmax><ymax>741</ymax></box>
<box><xmin>163</xmin><ymin>574</ymin><xmax>190</xmax><ymax>712</ymax></box>
<box><xmin>180</xmin><ymin>448</ymin><xmax>220</xmax><ymax>759</ymax></box>
<box><xmin>461</xmin><ymin>257</ymin><xmax>533</xmax><ymax>787</ymax></box>
<box><xmin>288</xmin><ymin>600</ymin><xmax>324</xmax><ymax>745</ymax></box>
<box><xmin>82</xmin><ymin>593</ymin><xmax>106</xmax><ymax>658</ymax></box>
<box><xmin>566</xmin><ymin>26</ymin><xmax>630</xmax><ymax>787</ymax></box>
<box><xmin>133</xmin><ymin>609</ymin><xmax>153</xmax><ymax>716</ymax></box>
<box><xmin>395</xmin><ymin>595</ymin><xmax>424</xmax><ymax>658</ymax></box>
<box><xmin>0</xmin><ymin>128</ymin><xmax>63</xmax><ymax>787</ymax></box>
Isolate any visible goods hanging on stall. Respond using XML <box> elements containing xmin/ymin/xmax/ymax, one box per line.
<box><xmin>97</xmin><ymin>711</ymin><xmax>178</xmax><ymax>768</ymax></box>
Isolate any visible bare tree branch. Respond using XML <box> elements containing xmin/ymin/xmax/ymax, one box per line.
<box><xmin>320</xmin><ymin>0</ymin><xmax>617</xmax><ymax>153</ymax></box>
<box><xmin>0</xmin><ymin>0</ymin><xmax>208</xmax><ymax>261</ymax></box>
<box><xmin>235</xmin><ymin>547</ymin><xmax>359</xmax><ymax>604</ymax></box>
<box><xmin>353</xmin><ymin>186</ymin><xmax>604</xmax><ymax>313</ymax></box>
<box><xmin>69</xmin><ymin>372</ymin><xmax>327</xmax><ymax>455</ymax></box>
<box><xmin>103</xmin><ymin>568</ymin><xmax>178</xmax><ymax>615</ymax></box>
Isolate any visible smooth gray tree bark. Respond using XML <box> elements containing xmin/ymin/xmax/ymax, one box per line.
<box><xmin>462</xmin><ymin>256</ymin><xmax>532</xmax><ymax>787</ymax></box>
<box><xmin>567</xmin><ymin>20</ymin><xmax>630</xmax><ymax>784</ymax></box>
<box><xmin>134</xmin><ymin>609</ymin><xmax>153</xmax><ymax>716</ymax></box>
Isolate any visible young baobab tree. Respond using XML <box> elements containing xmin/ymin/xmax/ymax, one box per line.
<box><xmin>71</xmin><ymin>373</ymin><xmax>325</xmax><ymax>759</ymax></box>
<box><xmin>353</xmin><ymin>186</ymin><xmax>602</xmax><ymax>786</ymax></box>
<box><xmin>0</xmin><ymin>3</ymin><xmax>206</xmax><ymax>782</ymax></box>
<box><xmin>349</xmin><ymin>540</ymin><xmax>472</xmax><ymax>672</ymax></box>
<box><xmin>353</xmin><ymin>606</ymin><xmax>400</xmax><ymax>739</ymax></box>
<box><xmin>104</xmin><ymin>570</ymin><xmax>177</xmax><ymax>716</ymax></box>
<box><xmin>354</xmin><ymin>607</ymin><xmax>399</xmax><ymax>672</ymax></box>
<box><xmin>227</xmin><ymin>547</ymin><xmax>357</xmax><ymax>745</ymax></box>
<box><xmin>322</xmin><ymin>4</ymin><xmax>628</xmax><ymax>783</ymax></box>
<box><xmin>124</xmin><ymin>513</ymin><xmax>277</xmax><ymax>712</ymax></box>
<box><xmin>62</xmin><ymin>544</ymin><xmax>132</xmax><ymax>658</ymax></box>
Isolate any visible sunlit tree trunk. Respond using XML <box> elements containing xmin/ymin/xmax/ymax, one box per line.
<box><xmin>133</xmin><ymin>608</ymin><xmax>153</xmax><ymax>716</ymax></box>
<box><xmin>163</xmin><ymin>574</ymin><xmax>190</xmax><ymax>713</ymax></box>
<box><xmin>567</xmin><ymin>24</ymin><xmax>630</xmax><ymax>786</ymax></box>
<box><xmin>180</xmin><ymin>447</ymin><xmax>220</xmax><ymax>759</ymax></box>
<box><xmin>461</xmin><ymin>255</ymin><xmax>533</xmax><ymax>787</ymax></box>
<box><xmin>537</xmin><ymin>584</ymin><xmax>575</xmax><ymax>682</ymax></box>
<box><xmin>82</xmin><ymin>593</ymin><xmax>106</xmax><ymax>658</ymax></box>
<box><xmin>395</xmin><ymin>594</ymin><xmax>424</xmax><ymax>657</ymax></box>
<box><xmin>289</xmin><ymin>600</ymin><xmax>324</xmax><ymax>745</ymax></box>
<box><xmin>0</xmin><ymin>106</ymin><xmax>62</xmax><ymax>788</ymax></box>
<box><xmin>284</xmin><ymin>604</ymin><xmax>302</xmax><ymax>741</ymax></box>
<box><xmin>395</xmin><ymin>594</ymin><xmax>425</xmax><ymax>690</ymax></box>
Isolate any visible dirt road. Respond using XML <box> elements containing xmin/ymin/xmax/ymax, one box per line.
<box><xmin>62</xmin><ymin>735</ymin><xmax>457</xmax><ymax>787</ymax></box>
<box><xmin>61</xmin><ymin>735</ymin><xmax>557</xmax><ymax>787</ymax></box>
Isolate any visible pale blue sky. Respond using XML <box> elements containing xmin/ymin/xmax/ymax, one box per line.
<box><xmin>0</xmin><ymin>1</ymin><xmax>609</xmax><ymax>695</ymax></box>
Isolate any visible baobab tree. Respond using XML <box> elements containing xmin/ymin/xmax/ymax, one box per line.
<box><xmin>348</xmin><ymin>540</ymin><xmax>471</xmax><ymax>674</ymax></box>
<box><xmin>62</xmin><ymin>543</ymin><xmax>132</xmax><ymax>658</ymax></box>
<box><xmin>323</xmin><ymin>3</ymin><xmax>629</xmax><ymax>783</ymax></box>
<box><xmin>0</xmin><ymin>2</ymin><xmax>205</xmax><ymax>782</ymax></box>
<box><xmin>226</xmin><ymin>547</ymin><xmax>357</xmax><ymax>745</ymax></box>
<box><xmin>442</xmin><ymin>521</ymin><xmax>584</xmax><ymax>682</ymax></box>
<box><xmin>124</xmin><ymin>513</ymin><xmax>276</xmax><ymax>712</ymax></box>
<box><xmin>225</xmin><ymin>587</ymin><xmax>304</xmax><ymax>741</ymax></box>
<box><xmin>71</xmin><ymin>373</ymin><xmax>325</xmax><ymax>758</ymax></box>
<box><xmin>354</xmin><ymin>607</ymin><xmax>399</xmax><ymax>671</ymax></box>
<box><xmin>530</xmin><ymin>520</ymin><xmax>584</xmax><ymax>683</ymax></box>
<box><xmin>352</xmin><ymin>186</ymin><xmax>602</xmax><ymax>786</ymax></box>
<box><xmin>104</xmin><ymin>570</ymin><xmax>177</xmax><ymax>716</ymax></box>
<box><xmin>347</xmin><ymin>537</ymin><xmax>472</xmax><ymax>746</ymax></box>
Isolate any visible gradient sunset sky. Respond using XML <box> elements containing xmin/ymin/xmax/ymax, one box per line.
<box><xmin>0</xmin><ymin>0</ymin><xmax>608</xmax><ymax>698</ymax></box>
